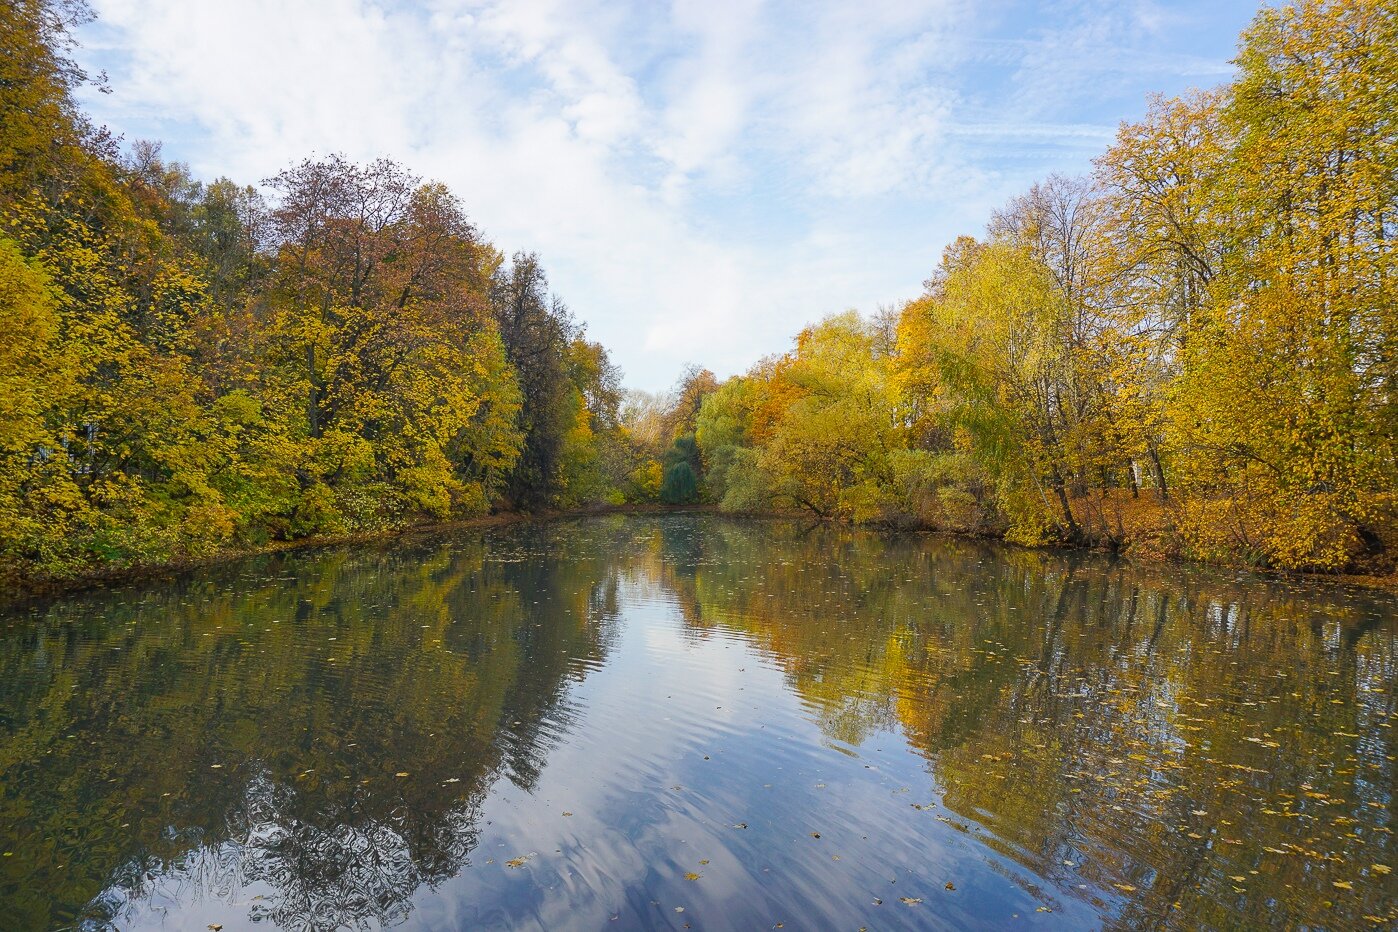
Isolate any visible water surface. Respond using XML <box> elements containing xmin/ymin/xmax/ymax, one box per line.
<box><xmin>1</xmin><ymin>515</ymin><xmax>1394</xmax><ymax>929</ymax></box>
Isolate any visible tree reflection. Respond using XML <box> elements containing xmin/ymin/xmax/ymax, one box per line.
<box><xmin>655</xmin><ymin>520</ymin><xmax>1398</xmax><ymax>930</ymax></box>
<box><xmin>1</xmin><ymin>516</ymin><xmax>1393</xmax><ymax>930</ymax></box>
<box><xmin>0</xmin><ymin>521</ymin><xmax>632</xmax><ymax>930</ymax></box>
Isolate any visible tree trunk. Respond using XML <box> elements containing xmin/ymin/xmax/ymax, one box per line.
<box><xmin>1050</xmin><ymin>466</ymin><xmax>1082</xmax><ymax>542</ymax></box>
<box><xmin>1148</xmin><ymin>444</ymin><xmax>1168</xmax><ymax>501</ymax></box>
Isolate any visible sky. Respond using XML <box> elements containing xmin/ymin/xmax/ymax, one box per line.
<box><xmin>75</xmin><ymin>0</ymin><xmax>1259</xmax><ymax>392</ymax></box>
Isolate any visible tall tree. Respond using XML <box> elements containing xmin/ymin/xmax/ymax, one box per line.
<box><xmin>490</xmin><ymin>252</ymin><xmax>581</xmax><ymax>508</ymax></box>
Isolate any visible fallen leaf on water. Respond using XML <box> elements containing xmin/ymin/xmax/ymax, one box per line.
<box><xmin>563</xmin><ymin>812</ymin><xmax>573</xmax><ymax>817</ymax></box>
<box><xmin>810</xmin><ymin>832</ymin><xmax>821</xmax><ymax>839</ymax></box>
<box><xmin>684</xmin><ymin>873</ymin><xmax>701</xmax><ymax>881</ymax></box>
<box><xmin>395</xmin><ymin>772</ymin><xmax>409</xmax><ymax>778</ymax></box>
<box><xmin>945</xmin><ymin>882</ymin><xmax>955</xmax><ymax>891</ymax></box>
<box><xmin>899</xmin><ymin>897</ymin><xmax>922</xmax><ymax>906</ymax></box>
<box><xmin>1372</xmin><ymin>864</ymin><xmax>1391</xmax><ymax>875</ymax></box>
<box><xmin>506</xmin><ymin>855</ymin><xmax>533</xmax><ymax>868</ymax></box>
<box><xmin>1333</xmin><ymin>881</ymin><xmax>1353</xmax><ymax>891</ymax></box>
<box><xmin>1114</xmin><ymin>884</ymin><xmax>1137</xmax><ymax>893</ymax></box>
<box><xmin>733</xmin><ymin>823</ymin><xmax>747</xmax><ymax>829</ymax></box>
<box><xmin>699</xmin><ymin>860</ymin><xmax>709</xmax><ymax>866</ymax></box>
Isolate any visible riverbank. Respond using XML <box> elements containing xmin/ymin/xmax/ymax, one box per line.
<box><xmin>0</xmin><ymin>504</ymin><xmax>720</xmax><ymax>602</ymax></box>
<box><xmin>5</xmin><ymin>500</ymin><xmax>1395</xmax><ymax>603</ymax></box>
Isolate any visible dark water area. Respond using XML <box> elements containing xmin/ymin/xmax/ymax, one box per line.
<box><xmin>0</xmin><ymin>515</ymin><xmax>1394</xmax><ymax>930</ymax></box>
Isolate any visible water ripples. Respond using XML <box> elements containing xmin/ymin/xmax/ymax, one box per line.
<box><xmin>0</xmin><ymin>514</ymin><xmax>1393</xmax><ymax>930</ymax></box>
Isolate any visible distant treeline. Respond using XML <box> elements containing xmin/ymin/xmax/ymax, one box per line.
<box><xmin>684</xmin><ymin>0</ymin><xmax>1397</xmax><ymax>574</ymax></box>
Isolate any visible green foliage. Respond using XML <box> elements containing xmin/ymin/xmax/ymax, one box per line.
<box><xmin>694</xmin><ymin>375</ymin><xmax>760</xmax><ymax>505</ymax></box>
<box><xmin>694</xmin><ymin>313</ymin><xmax>902</xmax><ymax>521</ymax></box>
<box><xmin>660</xmin><ymin>461</ymin><xmax>698</xmax><ymax>504</ymax></box>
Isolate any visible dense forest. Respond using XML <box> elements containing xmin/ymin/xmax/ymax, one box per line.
<box><xmin>0</xmin><ymin>0</ymin><xmax>665</xmax><ymax>587</ymax></box>
<box><xmin>1</xmin><ymin>0</ymin><xmax>1395</xmax><ymax>585</ymax></box>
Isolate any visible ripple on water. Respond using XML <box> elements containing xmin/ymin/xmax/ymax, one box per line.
<box><xmin>0</xmin><ymin>514</ymin><xmax>1393</xmax><ymax>930</ymax></box>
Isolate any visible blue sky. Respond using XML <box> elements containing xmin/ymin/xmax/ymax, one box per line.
<box><xmin>76</xmin><ymin>0</ymin><xmax>1259</xmax><ymax>391</ymax></box>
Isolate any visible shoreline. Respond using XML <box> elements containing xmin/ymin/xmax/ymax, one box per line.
<box><xmin>0</xmin><ymin>504</ymin><xmax>720</xmax><ymax>604</ymax></box>
<box><xmin>2</xmin><ymin>503</ymin><xmax>1394</xmax><ymax>604</ymax></box>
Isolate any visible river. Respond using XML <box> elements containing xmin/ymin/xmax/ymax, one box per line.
<box><xmin>1</xmin><ymin>514</ymin><xmax>1394</xmax><ymax>929</ymax></box>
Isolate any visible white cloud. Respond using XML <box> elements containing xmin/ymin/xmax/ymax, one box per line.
<box><xmin>77</xmin><ymin>0</ymin><xmax>1253</xmax><ymax>390</ymax></box>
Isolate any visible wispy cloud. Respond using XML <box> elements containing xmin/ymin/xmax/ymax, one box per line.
<box><xmin>77</xmin><ymin>0</ymin><xmax>1256</xmax><ymax>389</ymax></box>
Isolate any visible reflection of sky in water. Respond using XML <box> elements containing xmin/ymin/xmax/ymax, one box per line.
<box><xmin>403</xmin><ymin>583</ymin><xmax>1084</xmax><ymax>931</ymax></box>
<box><xmin>0</xmin><ymin>515</ymin><xmax>1394</xmax><ymax>930</ymax></box>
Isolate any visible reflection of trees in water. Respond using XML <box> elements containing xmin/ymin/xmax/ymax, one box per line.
<box><xmin>2</xmin><ymin>516</ymin><xmax>1393</xmax><ymax>929</ymax></box>
<box><xmin>653</xmin><ymin>518</ymin><xmax>1398</xmax><ymax>930</ymax></box>
<box><xmin>0</xmin><ymin>519</ymin><xmax>639</xmax><ymax>930</ymax></box>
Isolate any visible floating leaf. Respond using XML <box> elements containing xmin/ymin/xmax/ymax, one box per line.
<box><xmin>899</xmin><ymin>897</ymin><xmax>922</xmax><ymax>905</ymax></box>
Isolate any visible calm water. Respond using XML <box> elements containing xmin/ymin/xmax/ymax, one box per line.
<box><xmin>1</xmin><ymin>515</ymin><xmax>1395</xmax><ymax>931</ymax></box>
